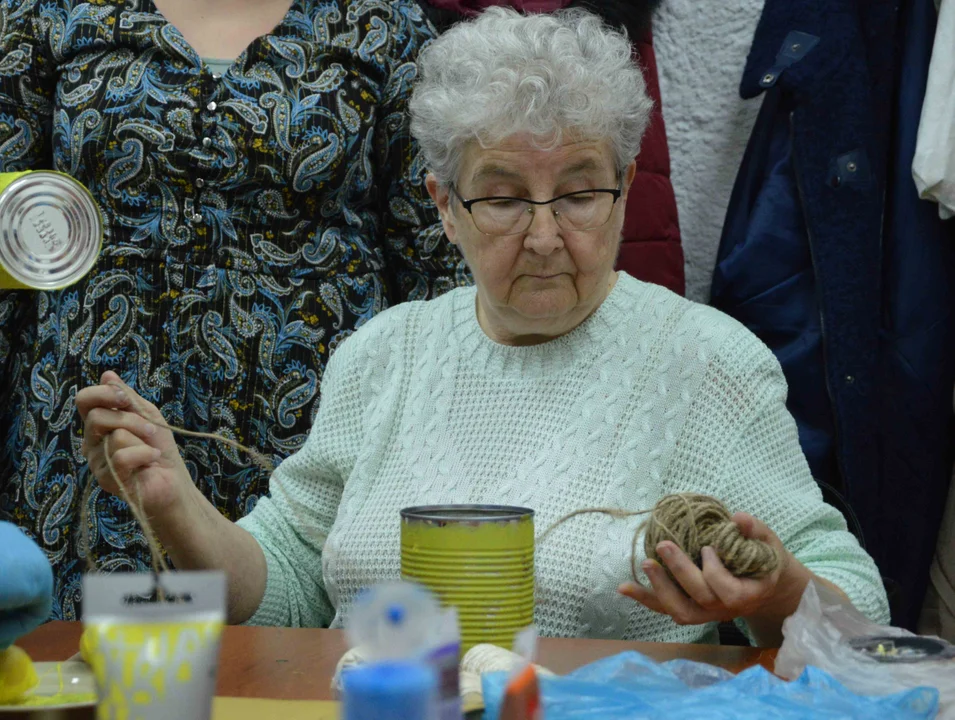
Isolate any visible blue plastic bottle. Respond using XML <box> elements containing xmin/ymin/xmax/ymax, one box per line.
<box><xmin>345</xmin><ymin>583</ymin><xmax>463</xmax><ymax>720</ymax></box>
<box><xmin>342</xmin><ymin>660</ymin><xmax>437</xmax><ymax>720</ymax></box>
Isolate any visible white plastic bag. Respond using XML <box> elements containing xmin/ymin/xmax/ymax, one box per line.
<box><xmin>777</xmin><ymin>581</ymin><xmax>955</xmax><ymax>719</ymax></box>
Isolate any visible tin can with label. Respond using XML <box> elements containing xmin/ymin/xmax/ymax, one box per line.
<box><xmin>400</xmin><ymin>505</ymin><xmax>535</xmax><ymax>653</ymax></box>
<box><xmin>0</xmin><ymin>171</ymin><xmax>103</xmax><ymax>290</ymax></box>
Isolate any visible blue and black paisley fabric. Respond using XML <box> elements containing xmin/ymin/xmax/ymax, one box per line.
<box><xmin>0</xmin><ymin>0</ymin><xmax>468</xmax><ymax>620</ymax></box>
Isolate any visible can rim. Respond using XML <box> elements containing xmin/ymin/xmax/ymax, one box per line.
<box><xmin>400</xmin><ymin>504</ymin><xmax>534</xmax><ymax>522</ymax></box>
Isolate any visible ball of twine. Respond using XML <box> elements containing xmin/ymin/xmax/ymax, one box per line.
<box><xmin>539</xmin><ymin>492</ymin><xmax>780</xmax><ymax>584</ymax></box>
<box><xmin>642</xmin><ymin>493</ymin><xmax>779</xmax><ymax>580</ymax></box>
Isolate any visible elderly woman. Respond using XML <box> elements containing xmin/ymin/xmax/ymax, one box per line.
<box><xmin>77</xmin><ymin>8</ymin><xmax>888</xmax><ymax>647</ymax></box>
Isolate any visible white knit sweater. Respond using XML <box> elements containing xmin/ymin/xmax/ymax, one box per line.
<box><xmin>237</xmin><ymin>273</ymin><xmax>889</xmax><ymax>643</ymax></box>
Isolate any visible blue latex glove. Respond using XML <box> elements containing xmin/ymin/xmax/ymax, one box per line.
<box><xmin>0</xmin><ymin>522</ymin><xmax>53</xmax><ymax>649</ymax></box>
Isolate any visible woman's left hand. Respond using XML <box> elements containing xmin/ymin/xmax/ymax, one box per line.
<box><xmin>618</xmin><ymin>512</ymin><xmax>799</xmax><ymax>630</ymax></box>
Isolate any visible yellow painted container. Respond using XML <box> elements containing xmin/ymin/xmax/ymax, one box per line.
<box><xmin>0</xmin><ymin>171</ymin><xmax>103</xmax><ymax>290</ymax></box>
<box><xmin>400</xmin><ymin>505</ymin><xmax>534</xmax><ymax>653</ymax></box>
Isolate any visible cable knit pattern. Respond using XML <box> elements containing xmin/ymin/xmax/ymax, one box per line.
<box><xmin>237</xmin><ymin>272</ymin><xmax>889</xmax><ymax>642</ymax></box>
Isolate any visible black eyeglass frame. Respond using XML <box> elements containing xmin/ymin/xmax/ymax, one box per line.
<box><xmin>448</xmin><ymin>184</ymin><xmax>623</xmax><ymax>235</ymax></box>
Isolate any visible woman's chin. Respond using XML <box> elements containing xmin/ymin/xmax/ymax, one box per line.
<box><xmin>510</xmin><ymin>302</ymin><xmax>579</xmax><ymax>331</ymax></box>
<box><xmin>510</xmin><ymin>284</ymin><xmax>577</xmax><ymax>316</ymax></box>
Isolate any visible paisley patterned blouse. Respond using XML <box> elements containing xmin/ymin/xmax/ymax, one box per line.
<box><xmin>0</xmin><ymin>0</ymin><xmax>468</xmax><ymax>619</ymax></box>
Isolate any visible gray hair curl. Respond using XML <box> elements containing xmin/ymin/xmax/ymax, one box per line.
<box><xmin>409</xmin><ymin>7</ymin><xmax>653</xmax><ymax>185</ymax></box>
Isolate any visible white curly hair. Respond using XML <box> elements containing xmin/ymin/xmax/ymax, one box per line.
<box><xmin>409</xmin><ymin>6</ymin><xmax>653</xmax><ymax>185</ymax></box>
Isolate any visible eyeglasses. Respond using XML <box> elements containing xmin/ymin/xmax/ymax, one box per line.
<box><xmin>449</xmin><ymin>185</ymin><xmax>622</xmax><ymax>236</ymax></box>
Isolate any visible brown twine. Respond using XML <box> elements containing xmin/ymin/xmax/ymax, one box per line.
<box><xmin>538</xmin><ymin>493</ymin><xmax>780</xmax><ymax>585</ymax></box>
<box><xmin>79</xmin><ymin>381</ymin><xmax>322</xmax><ymax>583</ymax></box>
<box><xmin>78</xmin><ymin>384</ymin><xmax>776</xmax><ymax>595</ymax></box>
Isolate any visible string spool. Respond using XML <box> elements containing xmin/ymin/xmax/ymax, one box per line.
<box><xmin>642</xmin><ymin>493</ymin><xmax>779</xmax><ymax>581</ymax></box>
<box><xmin>460</xmin><ymin>644</ymin><xmax>554</xmax><ymax>677</ymax></box>
<box><xmin>330</xmin><ymin>643</ymin><xmax>555</xmax><ymax>699</ymax></box>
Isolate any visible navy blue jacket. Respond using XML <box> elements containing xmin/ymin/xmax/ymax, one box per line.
<box><xmin>712</xmin><ymin>0</ymin><xmax>955</xmax><ymax>629</ymax></box>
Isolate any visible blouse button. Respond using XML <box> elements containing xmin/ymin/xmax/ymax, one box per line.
<box><xmin>207</xmin><ymin>101</ymin><xmax>217</xmax><ymax>112</ymax></box>
<box><xmin>202</xmin><ymin>137</ymin><xmax>212</xmax><ymax>148</ymax></box>
<box><xmin>195</xmin><ymin>178</ymin><xmax>205</xmax><ymax>188</ymax></box>
<box><xmin>191</xmin><ymin>213</ymin><xmax>203</xmax><ymax>224</ymax></box>
<box><xmin>212</xmin><ymin>72</ymin><xmax>222</xmax><ymax>81</ymax></box>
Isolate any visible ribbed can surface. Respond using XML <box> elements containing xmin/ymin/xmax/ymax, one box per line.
<box><xmin>0</xmin><ymin>171</ymin><xmax>102</xmax><ymax>290</ymax></box>
<box><xmin>400</xmin><ymin>505</ymin><xmax>534</xmax><ymax>653</ymax></box>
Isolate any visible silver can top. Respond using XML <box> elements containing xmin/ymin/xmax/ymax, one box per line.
<box><xmin>400</xmin><ymin>504</ymin><xmax>534</xmax><ymax>523</ymax></box>
<box><xmin>0</xmin><ymin>171</ymin><xmax>102</xmax><ymax>290</ymax></box>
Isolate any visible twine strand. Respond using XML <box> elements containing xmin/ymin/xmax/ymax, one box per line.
<box><xmin>79</xmin><ymin>384</ymin><xmax>777</xmax><ymax>594</ymax></box>
<box><xmin>79</xmin><ymin>382</ymin><xmax>324</xmax><ymax>581</ymax></box>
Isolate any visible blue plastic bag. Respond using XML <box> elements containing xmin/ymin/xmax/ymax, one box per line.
<box><xmin>482</xmin><ymin>651</ymin><xmax>939</xmax><ymax>719</ymax></box>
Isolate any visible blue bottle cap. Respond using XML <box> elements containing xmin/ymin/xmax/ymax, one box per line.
<box><xmin>342</xmin><ymin>660</ymin><xmax>437</xmax><ymax>720</ymax></box>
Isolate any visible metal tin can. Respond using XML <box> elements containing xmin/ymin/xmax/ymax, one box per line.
<box><xmin>400</xmin><ymin>505</ymin><xmax>534</xmax><ymax>653</ymax></box>
<box><xmin>0</xmin><ymin>171</ymin><xmax>102</xmax><ymax>290</ymax></box>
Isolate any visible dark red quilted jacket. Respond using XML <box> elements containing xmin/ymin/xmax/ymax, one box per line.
<box><xmin>619</xmin><ymin>30</ymin><xmax>684</xmax><ymax>295</ymax></box>
<box><xmin>421</xmin><ymin>0</ymin><xmax>685</xmax><ymax>295</ymax></box>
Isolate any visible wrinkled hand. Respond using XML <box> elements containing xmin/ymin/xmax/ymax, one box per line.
<box><xmin>618</xmin><ymin>512</ymin><xmax>792</xmax><ymax>627</ymax></box>
<box><xmin>0</xmin><ymin>522</ymin><xmax>53</xmax><ymax>649</ymax></box>
<box><xmin>77</xmin><ymin>371</ymin><xmax>191</xmax><ymax>517</ymax></box>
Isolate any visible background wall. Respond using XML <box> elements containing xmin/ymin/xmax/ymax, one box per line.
<box><xmin>653</xmin><ymin>0</ymin><xmax>766</xmax><ymax>302</ymax></box>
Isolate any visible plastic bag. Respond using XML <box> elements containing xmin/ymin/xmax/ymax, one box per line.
<box><xmin>777</xmin><ymin>580</ymin><xmax>955</xmax><ymax>718</ymax></box>
<box><xmin>482</xmin><ymin>649</ymin><xmax>938</xmax><ymax>719</ymax></box>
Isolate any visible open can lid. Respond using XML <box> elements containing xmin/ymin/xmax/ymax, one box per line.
<box><xmin>0</xmin><ymin>171</ymin><xmax>102</xmax><ymax>290</ymax></box>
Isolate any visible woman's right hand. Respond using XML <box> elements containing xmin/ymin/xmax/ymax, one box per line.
<box><xmin>77</xmin><ymin>371</ymin><xmax>191</xmax><ymax>517</ymax></box>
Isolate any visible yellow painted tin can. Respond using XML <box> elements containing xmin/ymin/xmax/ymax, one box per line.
<box><xmin>400</xmin><ymin>505</ymin><xmax>534</xmax><ymax>653</ymax></box>
<box><xmin>0</xmin><ymin>171</ymin><xmax>103</xmax><ymax>290</ymax></box>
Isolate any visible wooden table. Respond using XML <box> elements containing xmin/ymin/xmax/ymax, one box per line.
<box><xmin>18</xmin><ymin>621</ymin><xmax>777</xmax><ymax>701</ymax></box>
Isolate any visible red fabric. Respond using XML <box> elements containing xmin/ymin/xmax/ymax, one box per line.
<box><xmin>618</xmin><ymin>30</ymin><xmax>685</xmax><ymax>296</ymax></box>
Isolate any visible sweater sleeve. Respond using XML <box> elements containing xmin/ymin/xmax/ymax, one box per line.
<box><xmin>666</xmin><ymin>327</ymin><xmax>890</xmax><ymax>628</ymax></box>
<box><xmin>236</xmin><ymin>336</ymin><xmax>366</xmax><ymax>628</ymax></box>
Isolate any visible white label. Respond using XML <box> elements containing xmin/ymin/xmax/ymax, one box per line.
<box><xmin>20</xmin><ymin>205</ymin><xmax>69</xmax><ymax>257</ymax></box>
